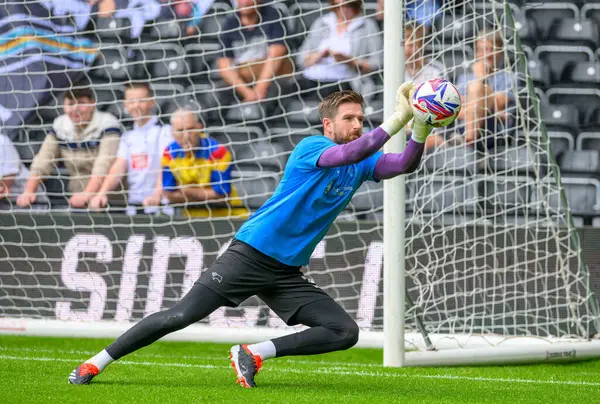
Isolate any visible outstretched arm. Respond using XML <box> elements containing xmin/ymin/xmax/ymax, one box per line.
<box><xmin>317</xmin><ymin>82</ymin><xmax>431</xmax><ymax>168</ymax></box>
<box><xmin>373</xmin><ymin>138</ymin><xmax>425</xmax><ymax>180</ymax></box>
<box><xmin>317</xmin><ymin>126</ymin><xmax>390</xmax><ymax>168</ymax></box>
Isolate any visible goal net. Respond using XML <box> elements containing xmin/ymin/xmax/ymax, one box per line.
<box><xmin>1</xmin><ymin>0</ymin><xmax>599</xmax><ymax>365</ymax></box>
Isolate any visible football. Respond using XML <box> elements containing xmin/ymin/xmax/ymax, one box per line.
<box><xmin>411</xmin><ymin>78</ymin><xmax>462</xmax><ymax>127</ymax></box>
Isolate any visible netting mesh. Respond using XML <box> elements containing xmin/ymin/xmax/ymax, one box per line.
<box><xmin>0</xmin><ymin>0</ymin><xmax>598</xmax><ymax>347</ymax></box>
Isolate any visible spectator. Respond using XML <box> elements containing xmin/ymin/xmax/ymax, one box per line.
<box><xmin>88</xmin><ymin>82</ymin><xmax>173</xmax><ymax>214</ymax></box>
<box><xmin>405</xmin><ymin>22</ymin><xmax>444</xmax><ymax>84</ymax></box>
<box><xmin>376</xmin><ymin>0</ymin><xmax>440</xmax><ymax>28</ymax></box>
<box><xmin>166</xmin><ymin>0</ymin><xmax>218</xmax><ymax>36</ymax></box>
<box><xmin>90</xmin><ymin>0</ymin><xmax>161</xmax><ymax>38</ymax></box>
<box><xmin>296</xmin><ymin>0</ymin><xmax>382</xmax><ymax>100</ymax></box>
<box><xmin>405</xmin><ymin>21</ymin><xmax>446</xmax><ymax>150</ymax></box>
<box><xmin>17</xmin><ymin>87</ymin><xmax>123</xmax><ymax>208</ymax></box>
<box><xmin>216</xmin><ymin>0</ymin><xmax>293</xmax><ymax>103</ymax></box>
<box><xmin>162</xmin><ymin>108</ymin><xmax>248</xmax><ymax>218</ymax></box>
<box><xmin>0</xmin><ymin>134</ymin><xmax>47</xmax><ymax>205</ymax></box>
<box><xmin>454</xmin><ymin>29</ymin><xmax>516</xmax><ymax>148</ymax></box>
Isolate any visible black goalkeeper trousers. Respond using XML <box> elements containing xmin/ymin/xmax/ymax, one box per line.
<box><xmin>105</xmin><ymin>283</ymin><xmax>359</xmax><ymax>360</ymax></box>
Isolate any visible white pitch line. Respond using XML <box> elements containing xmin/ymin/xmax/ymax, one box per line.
<box><xmin>0</xmin><ymin>355</ymin><xmax>220</xmax><ymax>369</ymax></box>
<box><xmin>1</xmin><ymin>354</ymin><xmax>599</xmax><ymax>388</ymax></box>
<box><xmin>0</xmin><ymin>347</ymin><xmax>383</xmax><ymax>368</ymax></box>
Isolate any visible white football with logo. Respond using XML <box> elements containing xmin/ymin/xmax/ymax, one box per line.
<box><xmin>411</xmin><ymin>78</ymin><xmax>462</xmax><ymax>127</ymax></box>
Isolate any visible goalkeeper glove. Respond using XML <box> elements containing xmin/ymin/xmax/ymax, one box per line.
<box><xmin>380</xmin><ymin>82</ymin><xmax>416</xmax><ymax>136</ymax></box>
<box><xmin>411</xmin><ymin>119</ymin><xmax>433</xmax><ymax>144</ymax></box>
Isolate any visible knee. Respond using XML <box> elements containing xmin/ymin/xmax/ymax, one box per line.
<box><xmin>332</xmin><ymin>320</ymin><xmax>360</xmax><ymax>350</ymax></box>
<box><xmin>345</xmin><ymin>321</ymin><xmax>360</xmax><ymax>349</ymax></box>
<box><xmin>161</xmin><ymin>312</ymin><xmax>188</xmax><ymax>332</ymax></box>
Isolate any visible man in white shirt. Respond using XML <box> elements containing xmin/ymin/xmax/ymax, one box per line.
<box><xmin>88</xmin><ymin>82</ymin><xmax>172</xmax><ymax>214</ymax></box>
<box><xmin>0</xmin><ymin>134</ymin><xmax>47</xmax><ymax>205</ymax></box>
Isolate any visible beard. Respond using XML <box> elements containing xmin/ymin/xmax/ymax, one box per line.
<box><xmin>334</xmin><ymin>130</ymin><xmax>361</xmax><ymax>144</ymax></box>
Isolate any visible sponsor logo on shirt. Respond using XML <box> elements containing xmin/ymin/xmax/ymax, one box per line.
<box><xmin>131</xmin><ymin>153</ymin><xmax>149</xmax><ymax>170</ymax></box>
<box><xmin>325</xmin><ymin>167</ymin><xmax>356</xmax><ymax>197</ymax></box>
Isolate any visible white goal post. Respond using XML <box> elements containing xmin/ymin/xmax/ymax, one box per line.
<box><xmin>1</xmin><ymin>0</ymin><xmax>600</xmax><ymax>367</ymax></box>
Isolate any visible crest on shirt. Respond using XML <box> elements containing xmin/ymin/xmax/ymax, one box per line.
<box><xmin>131</xmin><ymin>153</ymin><xmax>149</xmax><ymax>169</ymax></box>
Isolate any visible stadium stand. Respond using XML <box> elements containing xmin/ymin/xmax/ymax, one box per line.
<box><xmin>11</xmin><ymin>0</ymin><xmax>600</xmax><ymax>225</ymax></box>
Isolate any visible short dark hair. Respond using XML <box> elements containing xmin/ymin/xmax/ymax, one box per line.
<box><xmin>318</xmin><ymin>90</ymin><xmax>364</xmax><ymax>121</ymax></box>
<box><xmin>124</xmin><ymin>81</ymin><xmax>153</xmax><ymax>96</ymax></box>
<box><xmin>64</xmin><ymin>87</ymin><xmax>94</xmax><ymax>101</ymax></box>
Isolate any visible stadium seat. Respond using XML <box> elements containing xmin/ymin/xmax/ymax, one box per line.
<box><xmin>94</xmin><ymin>17</ymin><xmax>132</xmax><ymax>42</ymax></box>
<box><xmin>232</xmin><ymin>171</ymin><xmax>280</xmax><ymax>210</ymax></box>
<box><xmin>485</xmin><ymin>3</ymin><xmax>537</xmax><ymax>47</ymax></box>
<box><xmin>478</xmin><ymin>176</ymin><xmax>536</xmax><ymax>216</ymax></box>
<box><xmin>270</xmin><ymin>2</ymin><xmax>293</xmax><ymax>34</ymax></box>
<box><xmin>289</xmin><ymin>2</ymin><xmax>328</xmax><ymax>39</ymax></box>
<box><xmin>535</xmin><ymin>87</ymin><xmax>548</xmax><ymax>106</ymax></box>
<box><xmin>547</xmin><ymin>88</ymin><xmax>600</xmax><ymax>128</ymax></box>
<box><xmin>132</xmin><ymin>44</ymin><xmax>189</xmax><ymax>84</ymax></box>
<box><xmin>523</xmin><ymin>3</ymin><xmax>578</xmax><ymax>39</ymax></box>
<box><xmin>349</xmin><ymin>181</ymin><xmax>383</xmax><ymax>212</ymax></box>
<box><xmin>89</xmin><ymin>46</ymin><xmax>133</xmax><ymax>82</ymax></box>
<box><xmin>558</xmin><ymin>150</ymin><xmax>600</xmax><ymax>177</ymax></box>
<box><xmin>527</xmin><ymin>58</ymin><xmax>551</xmax><ymax>89</ymax></box>
<box><xmin>571</xmin><ymin>216</ymin><xmax>585</xmax><ymax>227</ymax></box>
<box><xmin>426</xmin><ymin>44</ymin><xmax>474</xmax><ymax>73</ymax></box>
<box><xmin>184</xmin><ymin>43</ymin><xmax>222</xmax><ymax>84</ymax></box>
<box><xmin>235</xmin><ymin>142</ymin><xmax>287</xmax><ymax>173</ymax></box>
<box><xmin>151</xmin><ymin>83</ymin><xmax>185</xmax><ymax>106</ymax></box>
<box><xmin>226</xmin><ymin>102</ymin><xmax>268</xmax><ymax>123</ymax></box>
<box><xmin>196</xmin><ymin>2</ymin><xmax>233</xmax><ymax>44</ymax></box>
<box><xmin>546</xmin><ymin>18</ymin><xmax>600</xmax><ymax>48</ymax></box>
<box><xmin>282</xmin><ymin>99</ymin><xmax>321</xmax><ymax>126</ymax></box>
<box><xmin>409</xmin><ymin>176</ymin><xmax>478</xmax><ymax>214</ymax></box>
<box><xmin>93</xmin><ymin>86</ymin><xmax>123</xmax><ymax>112</ymax></box>
<box><xmin>432</xmin><ymin>13</ymin><xmax>474</xmax><ymax>44</ymax></box>
<box><xmin>36</xmin><ymin>93</ymin><xmax>64</xmax><ymax>124</ymax></box>
<box><xmin>489</xmin><ymin>145</ymin><xmax>549</xmax><ymax>177</ymax></box>
<box><xmin>582</xmin><ymin>4</ymin><xmax>600</xmax><ymax>29</ymax></box>
<box><xmin>15</xmin><ymin>129</ymin><xmax>46</xmax><ymax>165</ymax></box>
<box><xmin>541</xmin><ymin>103</ymin><xmax>579</xmax><ymax>134</ymax></box>
<box><xmin>208</xmin><ymin>126</ymin><xmax>264</xmax><ymax>146</ymax></box>
<box><xmin>44</xmin><ymin>166</ymin><xmax>71</xmax><ymax>207</ymax></box>
<box><xmin>551</xmin><ymin>177</ymin><xmax>600</xmax><ymax>216</ymax></box>
<box><xmin>266</xmin><ymin>128</ymin><xmax>320</xmax><ymax>152</ymax></box>
<box><xmin>106</xmin><ymin>101</ymin><xmax>129</xmax><ymax>126</ymax></box>
<box><xmin>534</xmin><ymin>46</ymin><xmax>594</xmax><ymax>84</ymax></box>
<box><xmin>564</xmin><ymin>62</ymin><xmax>600</xmax><ymax>88</ymax></box>
<box><xmin>423</xmin><ymin>145</ymin><xmax>479</xmax><ymax>176</ymax></box>
<box><xmin>577</xmin><ymin>132</ymin><xmax>600</xmax><ymax>151</ymax></box>
<box><xmin>147</xmin><ymin>83</ymin><xmax>186</xmax><ymax>122</ymax></box>
<box><xmin>146</xmin><ymin>18</ymin><xmax>185</xmax><ymax>40</ymax></box>
<box><xmin>364</xmin><ymin>99</ymin><xmax>383</xmax><ymax>127</ymax></box>
<box><xmin>548</xmin><ymin>131</ymin><xmax>574</xmax><ymax>159</ymax></box>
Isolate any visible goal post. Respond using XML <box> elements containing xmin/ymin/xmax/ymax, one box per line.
<box><xmin>382</xmin><ymin>0</ymin><xmax>406</xmax><ymax>368</ymax></box>
<box><xmin>1</xmin><ymin>0</ymin><xmax>600</xmax><ymax>367</ymax></box>
<box><xmin>398</xmin><ymin>0</ymin><xmax>600</xmax><ymax>365</ymax></box>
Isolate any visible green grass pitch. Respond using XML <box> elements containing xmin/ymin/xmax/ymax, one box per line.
<box><xmin>1</xmin><ymin>335</ymin><xmax>599</xmax><ymax>403</ymax></box>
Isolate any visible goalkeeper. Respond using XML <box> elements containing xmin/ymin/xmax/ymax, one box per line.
<box><xmin>69</xmin><ymin>83</ymin><xmax>432</xmax><ymax>388</ymax></box>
